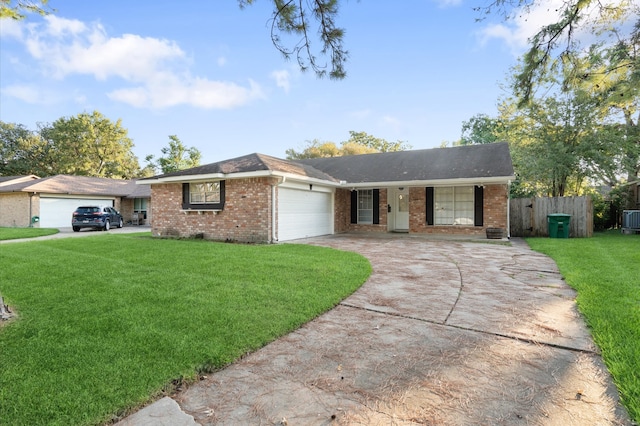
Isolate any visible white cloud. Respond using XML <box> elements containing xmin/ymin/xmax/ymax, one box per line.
<box><xmin>217</xmin><ymin>56</ymin><xmax>227</xmax><ymax>67</ymax></box>
<box><xmin>44</xmin><ymin>15</ymin><xmax>87</xmax><ymax>37</ymax></box>
<box><xmin>108</xmin><ymin>76</ymin><xmax>264</xmax><ymax>109</ymax></box>
<box><xmin>0</xmin><ymin>18</ymin><xmax>23</xmax><ymax>39</ymax></box>
<box><xmin>6</xmin><ymin>15</ymin><xmax>264</xmax><ymax>109</ymax></box>
<box><xmin>2</xmin><ymin>84</ymin><xmax>57</xmax><ymax>104</ymax></box>
<box><xmin>270</xmin><ymin>70</ymin><xmax>291</xmax><ymax>93</ymax></box>
<box><xmin>434</xmin><ymin>0</ymin><xmax>462</xmax><ymax>7</ymax></box>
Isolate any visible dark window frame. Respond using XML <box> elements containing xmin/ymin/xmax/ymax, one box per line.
<box><xmin>350</xmin><ymin>189</ymin><xmax>380</xmax><ymax>225</ymax></box>
<box><xmin>426</xmin><ymin>185</ymin><xmax>483</xmax><ymax>226</ymax></box>
<box><xmin>182</xmin><ymin>180</ymin><xmax>225</xmax><ymax>210</ymax></box>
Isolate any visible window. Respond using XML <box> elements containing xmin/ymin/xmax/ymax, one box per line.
<box><xmin>134</xmin><ymin>198</ymin><xmax>148</xmax><ymax>219</ymax></box>
<box><xmin>190</xmin><ymin>182</ymin><xmax>221</xmax><ymax>204</ymax></box>
<box><xmin>182</xmin><ymin>181</ymin><xmax>225</xmax><ymax>210</ymax></box>
<box><xmin>434</xmin><ymin>186</ymin><xmax>474</xmax><ymax>225</ymax></box>
<box><xmin>357</xmin><ymin>189</ymin><xmax>374</xmax><ymax>224</ymax></box>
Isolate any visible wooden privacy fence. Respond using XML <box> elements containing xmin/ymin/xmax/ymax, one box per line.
<box><xmin>510</xmin><ymin>196</ymin><xmax>593</xmax><ymax>238</ymax></box>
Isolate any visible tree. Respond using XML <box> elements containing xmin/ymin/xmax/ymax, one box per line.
<box><xmin>499</xmin><ymin>82</ymin><xmax>618</xmax><ymax>197</ymax></box>
<box><xmin>42</xmin><ymin>111</ymin><xmax>140</xmax><ymax>179</ymax></box>
<box><xmin>286</xmin><ymin>131</ymin><xmax>410</xmax><ymax>159</ymax></box>
<box><xmin>459</xmin><ymin>114</ymin><xmax>503</xmax><ymax>145</ymax></box>
<box><xmin>0</xmin><ymin>0</ymin><xmax>51</xmax><ymax>20</ymax></box>
<box><xmin>148</xmin><ymin>135</ymin><xmax>201</xmax><ymax>174</ymax></box>
<box><xmin>0</xmin><ymin>121</ymin><xmax>52</xmax><ymax>176</ymax></box>
<box><xmin>240</xmin><ymin>0</ymin><xmax>346</xmax><ymax>79</ymax></box>
<box><xmin>479</xmin><ymin>1</ymin><xmax>638</xmax><ymax>105</ymax></box>
<box><xmin>344</xmin><ymin>131</ymin><xmax>411</xmax><ymax>152</ymax></box>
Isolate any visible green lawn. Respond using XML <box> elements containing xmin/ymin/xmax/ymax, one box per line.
<box><xmin>0</xmin><ymin>234</ymin><xmax>371</xmax><ymax>425</ymax></box>
<box><xmin>0</xmin><ymin>227</ymin><xmax>59</xmax><ymax>240</ymax></box>
<box><xmin>526</xmin><ymin>232</ymin><xmax>639</xmax><ymax>422</ymax></box>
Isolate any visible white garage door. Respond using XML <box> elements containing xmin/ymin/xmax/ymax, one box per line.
<box><xmin>39</xmin><ymin>197</ymin><xmax>114</xmax><ymax>228</ymax></box>
<box><xmin>278</xmin><ymin>187</ymin><xmax>333</xmax><ymax>241</ymax></box>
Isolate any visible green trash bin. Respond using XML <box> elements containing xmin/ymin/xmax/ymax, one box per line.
<box><xmin>548</xmin><ymin>213</ymin><xmax>571</xmax><ymax>238</ymax></box>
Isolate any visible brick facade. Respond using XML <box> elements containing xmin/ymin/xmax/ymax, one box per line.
<box><xmin>151</xmin><ymin>177</ymin><xmax>277</xmax><ymax>243</ymax></box>
<box><xmin>0</xmin><ymin>193</ymin><xmax>37</xmax><ymax>227</ymax></box>
<box><xmin>334</xmin><ymin>188</ymin><xmax>389</xmax><ymax>233</ymax></box>
<box><xmin>334</xmin><ymin>185</ymin><xmax>509</xmax><ymax>237</ymax></box>
<box><xmin>409</xmin><ymin>184</ymin><xmax>509</xmax><ymax>236</ymax></box>
<box><xmin>151</xmin><ymin>180</ymin><xmax>510</xmax><ymax>243</ymax></box>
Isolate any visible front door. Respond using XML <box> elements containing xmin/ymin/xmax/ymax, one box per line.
<box><xmin>394</xmin><ymin>187</ymin><xmax>410</xmax><ymax>231</ymax></box>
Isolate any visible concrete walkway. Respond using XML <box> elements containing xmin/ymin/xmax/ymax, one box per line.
<box><xmin>0</xmin><ymin>225</ymin><xmax>150</xmax><ymax>244</ymax></box>
<box><xmin>116</xmin><ymin>234</ymin><xmax>631</xmax><ymax>425</ymax></box>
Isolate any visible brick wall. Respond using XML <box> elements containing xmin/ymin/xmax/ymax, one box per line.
<box><xmin>335</xmin><ymin>185</ymin><xmax>509</xmax><ymax>236</ymax></box>
<box><xmin>410</xmin><ymin>184</ymin><xmax>508</xmax><ymax>236</ymax></box>
<box><xmin>334</xmin><ymin>188</ymin><xmax>388</xmax><ymax>233</ymax></box>
<box><xmin>151</xmin><ymin>181</ymin><xmax>510</xmax><ymax>241</ymax></box>
<box><xmin>334</xmin><ymin>189</ymin><xmax>351</xmax><ymax>233</ymax></box>
<box><xmin>0</xmin><ymin>193</ymin><xmax>36</xmax><ymax>227</ymax></box>
<box><xmin>483</xmin><ymin>184</ymin><xmax>509</xmax><ymax>229</ymax></box>
<box><xmin>151</xmin><ymin>178</ymin><xmax>276</xmax><ymax>242</ymax></box>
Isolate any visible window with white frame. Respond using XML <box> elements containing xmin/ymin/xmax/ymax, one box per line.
<box><xmin>358</xmin><ymin>189</ymin><xmax>373</xmax><ymax>224</ymax></box>
<box><xmin>434</xmin><ymin>186</ymin><xmax>474</xmax><ymax>225</ymax></box>
<box><xmin>190</xmin><ymin>182</ymin><xmax>221</xmax><ymax>204</ymax></box>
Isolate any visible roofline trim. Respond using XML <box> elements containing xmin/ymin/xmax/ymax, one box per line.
<box><xmin>139</xmin><ymin>171</ymin><xmax>515</xmax><ymax>188</ymax></box>
<box><xmin>138</xmin><ymin>170</ymin><xmax>342</xmax><ymax>187</ymax></box>
<box><xmin>345</xmin><ymin>176</ymin><xmax>516</xmax><ymax>188</ymax></box>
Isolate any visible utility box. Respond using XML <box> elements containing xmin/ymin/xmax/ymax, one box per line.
<box><xmin>548</xmin><ymin>213</ymin><xmax>571</xmax><ymax>238</ymax></box>
<box><xmin>621</xmin><ymin>210</ymin><xmax>640</xmax><ymax>234</ymax></box>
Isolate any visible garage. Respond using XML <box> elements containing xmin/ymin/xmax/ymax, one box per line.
<box><xmin>277</xmin><ymin>186</ymin><xmax>333</xmax><ymax>241</ymax></box>
<box><xmin>39</xmin><ymin>196</ymin><xmax>114</xmax><ymax>228</ymax></box>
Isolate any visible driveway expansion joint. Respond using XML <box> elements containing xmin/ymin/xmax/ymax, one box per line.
<box><xmin>339</xmin><ymin>302</ymin><xmax>599</xmax><ymax>355</ymax></box>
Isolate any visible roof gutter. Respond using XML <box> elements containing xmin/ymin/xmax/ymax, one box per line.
<box><xmin>139</xmin><ymin>172</ymin><xmax>515</xmax><ymax>188</ymax></box>
<box><xmin>138</xmin><ymin>170</ymin><xmax>342</xmax><ymax>187</ymax></box>
<box><xmin>345</xmin><ymin>175</ymin><xmax>516</xmax><ymax>189</ymax></box>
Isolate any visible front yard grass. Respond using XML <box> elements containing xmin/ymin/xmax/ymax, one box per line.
<box><xmin>526</xmin><ymin>231</ymin><xmax>639</xmax><ymax>422</ymax></box>
<box><xmin>0</xmin><ymin>227</ymin><xmax>59</xmax><ymax>240</ymax></box>
<box><xmin>0</xmin><ymin>234</ymin><xmax>371</xmax><ymax>425</ymax></box>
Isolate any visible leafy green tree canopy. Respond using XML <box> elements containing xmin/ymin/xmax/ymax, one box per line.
<box><xmin>0</xmin><ymin>121</ymin><xmax>51</xmax><ymax>176</ymax></box>
<box><xmin>147</xmin><ymin>135</ymin><xmax>202</xmax><ymax>175</ymax></box>
<box><xmin>479</xmin><ymin>0</ymin><xmax>638</xmax><ymax>106</ymax></box>
<box><xmin>286</xmin><ymin>131</ymin><xmax>411</xmax><ymax>159</ymax></box>
<box><xmin>459</xmin><ymin>114</ymin><xmax>503</xmax><ymax>145</ymax></box>
<box><xmin>42</xmin><ymin>111</ymin><xmax>140</xmax><ymax>178</ymax></box>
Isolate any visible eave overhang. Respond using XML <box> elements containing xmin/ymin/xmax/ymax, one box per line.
<box><xmin>139</xmin><ymin>171</ymin><xmax>515</xmax><ymax>188</ymax></box>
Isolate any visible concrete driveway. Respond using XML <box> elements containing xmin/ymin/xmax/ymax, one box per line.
<box><xmin>0</xmin><ymin>225</ymin><xmax>150</xmax><ymax>244</ymax></box>
<box><xmin>118</xmin><ymin>234</ymin><xmax>631</xmax><ymax>425</ymax></box>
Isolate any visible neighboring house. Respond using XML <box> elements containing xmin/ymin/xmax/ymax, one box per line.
<box><xmin>140</xmin><ymin>142</ymin><xmax>515</xmax><ymax>243</ymax></box>
<box><xmin>0</xmin><ymin>175</ymin><xmax>40</xmax><ymax>187</ymax></box>
<box><xmin>0</xmin><ymin>175</ymin><xmax>151</xmax><ymax>228</ymax></box>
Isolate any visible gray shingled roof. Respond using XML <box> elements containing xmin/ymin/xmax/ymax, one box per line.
<box><xmin>295</xmin><ymin>142</ymin><xmax>514</xmax><ymax>183</ymax></box>
<box><xmin>0</xmin><ymin>175</ymin><xmax>150</xmax><ymax>198</ymax></box>
<box><xmin>0</xmin><ymin>175</ymin><xmax>39</xmax><ymax>186</ymax></box>
<box><xmin>141</xmin><ymin>143</ymin><xmax>514</xmax><ymax>185</ymax></box>
<box><xmin>142</xmin><ymin>153</ymin><xmax>340</xmax><ymax>183</ymax></box>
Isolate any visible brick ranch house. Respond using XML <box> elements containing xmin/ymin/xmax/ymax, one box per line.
<box><xmin>140</xmin><ymin>143</ymin><xmax>515</xmax><ymax>243</ymax></box>
<box><xmin>0</xmin><ymin>175</ymin><xmax>151</xmax><ymax>228</ymax></box>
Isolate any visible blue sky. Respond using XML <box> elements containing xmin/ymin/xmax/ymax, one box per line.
<box><xmin>0</xmin><ymin>0</ymin><xmax>557</xmax><ymax>164</ymax></box>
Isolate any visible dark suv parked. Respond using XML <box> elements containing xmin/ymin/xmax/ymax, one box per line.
<box><xmin>72</xmin><ymin>206</ymin><xmax>124</xmax><ymax>232</ymax></box>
